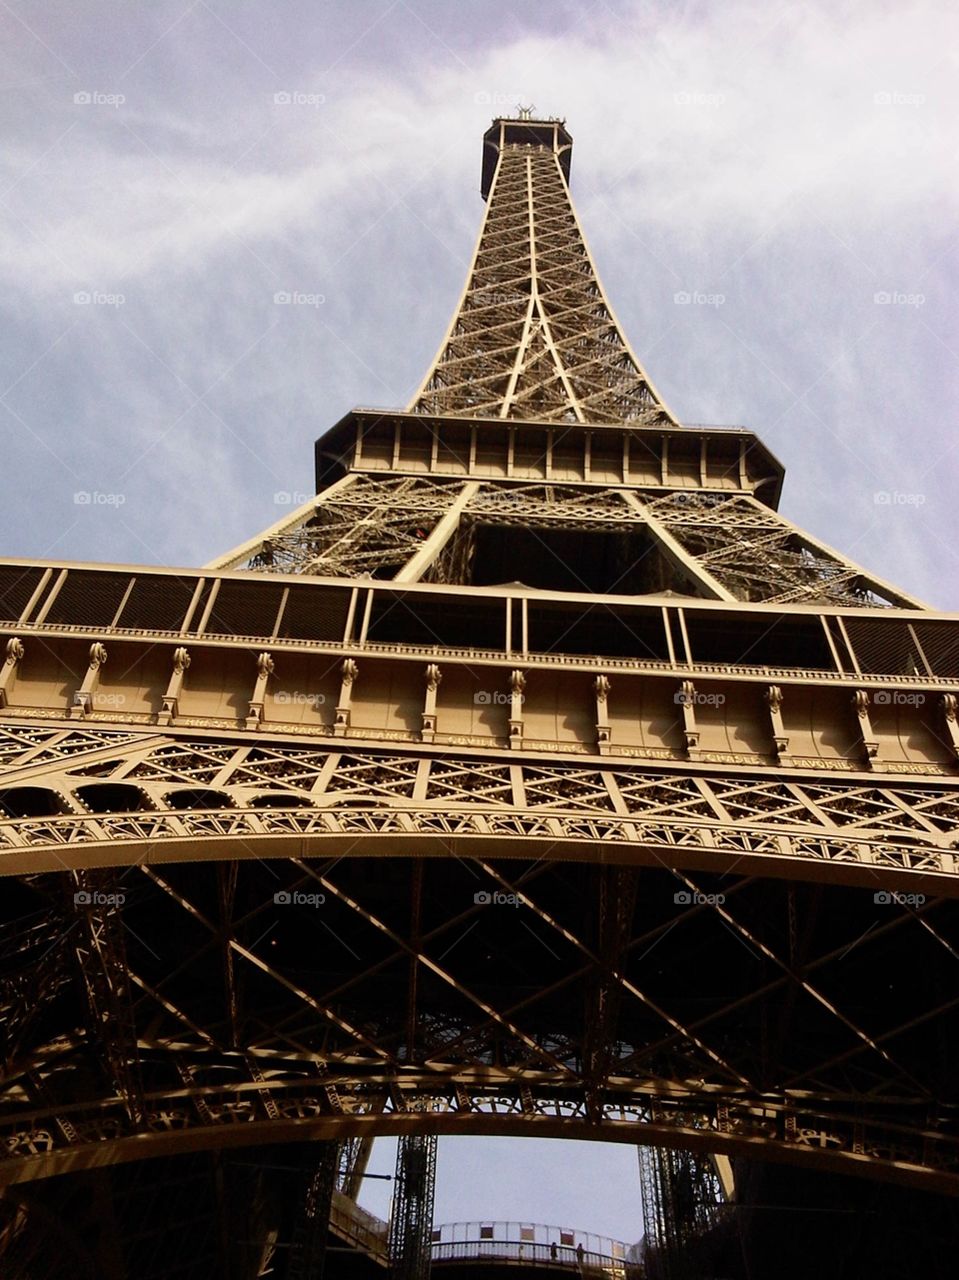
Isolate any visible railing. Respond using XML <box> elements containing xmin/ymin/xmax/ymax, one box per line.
<box><xmin>329</xmin><ymin>1189</ymin><xmax>390</xmax><ymax>1264</ymax></box>
<box><xmin>430</xmin><ymin>1222</ymin><xmax>629</xmax><ymax>1274</ymax></box>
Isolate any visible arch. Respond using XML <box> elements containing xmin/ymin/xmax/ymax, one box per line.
<box><xmin>0</xmin><ymin>804</ymin><xmax>954</xmax><ymax>896</ymax></box>
<box><xmin>250</xmin><ymin>793</ymin><xmax>313</xmax><ymax>809</ymax></box>
<box><xmin>0</xmin><ymin>787</ymin><xmax>66</xmax><ymax>819</ymax></box>
<box><xmin>163</xmin><ymin>788</ymin><xmax>234</xmax><ymax>811</ymax></box>
<box><xmin>0</xmin><ymin>1106</ymin><xmax>955</xmax><ymax>1196</ymax></box>
<box><xmin>73</xmin><ymin>783</ymin><xmax>153</xmax><ymax>814</ymax></box>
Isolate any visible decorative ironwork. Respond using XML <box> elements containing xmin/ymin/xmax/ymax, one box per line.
<box><xmin>0</xmin><ymin>114</ymin><xmax>955</xmax><ymax>1270</ymax></box>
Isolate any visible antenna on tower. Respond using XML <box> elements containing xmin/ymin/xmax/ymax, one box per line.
<box><xmin>517</xmin><ymin>103</ymin><xmax>535</xmax><ymax>120</ymax></box>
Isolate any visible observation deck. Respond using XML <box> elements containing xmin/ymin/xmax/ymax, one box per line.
<box><xmin>431</xmin><ymin>1221</ymin><xmax>629</xmax><ymax>1274</ymax></box>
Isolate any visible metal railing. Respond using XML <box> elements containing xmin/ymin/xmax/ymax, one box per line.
<box><xmin>329</xmin><ymin>1189</ymin><xmax>390</xmax><ymax>1264</ymax></box>
<box><xmin>430</xmin><ymin>1221</ymin><xmax>629</xmax><ymax>1274</ymax></box>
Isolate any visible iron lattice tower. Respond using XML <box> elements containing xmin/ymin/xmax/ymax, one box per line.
<box><xmin>638</xmin><ymin>1145</ymin><xmax>728</xmax><ymax>1279</ymax></box>
<box><xmin>0</xmin><ymin>114</ymin><xmax>957</xmax><ymax>1276</ymax></box>
<box><xmin>388</xmin><ymin>1132</ymin><xmax>438</xmax><ymax>1280</ymax></box>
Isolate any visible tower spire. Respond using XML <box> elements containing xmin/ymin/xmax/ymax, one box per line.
<box><xmin>408</xmin><ymin>115</ymin><xmax>678</xmax><ymax>426</ymax></box>
<box><xmin>206</xmin><ymin>115</ymin><xmax>922</xmax><ymax>613</ymax></box>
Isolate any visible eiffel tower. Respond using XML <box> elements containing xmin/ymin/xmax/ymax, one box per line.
<box><xmin>0</xmin><ymin>112</ymin><xmax>957</xmax><ymax>1278</ymax></box>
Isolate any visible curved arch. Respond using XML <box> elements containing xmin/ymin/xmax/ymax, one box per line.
<box><xmin>1</xmin><ymin>1103</ymin><xmax>956</xmax><ymax>1196</ymax></box>
<box><xmin>250</xmin><ymin>793</ymin><xmax>313</xmax><ymax>809</ymax></box>
<box><xmin>73</xmin><ymin>782</ymin><xmax>153</xmax><ymax>813</ymax></box>
<box><xmin>164</xmin><ymin>788</ymin><xmax>234</xmax><ymax>811</ymax></box>
<box><xmin>0</xmin><ymin>804</ymin><xmax>955</xmax><ymax>896</ymax></box>
<box><xmin>0</xmin><ymin>787</ymin><xmax>67</xmax><ymax>819</ymax></box>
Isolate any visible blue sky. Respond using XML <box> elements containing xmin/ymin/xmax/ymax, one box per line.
<box><xmin>1</xmin><ymin>0</ymin><xmax>957</xmax><ymax>1241</ymax></box>
<box><xmin>1</xmin><ymin>0</ymin><xmax>956</xmax><ymax>604</ymax></box>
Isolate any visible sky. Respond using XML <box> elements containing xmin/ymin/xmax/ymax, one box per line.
<box><xmin>0</xmin><ymin>0</ymin><xmax>957</xmax><ymax>1243</ymax></box>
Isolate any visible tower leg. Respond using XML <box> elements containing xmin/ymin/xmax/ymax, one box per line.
<box><xmin>388</xmin><ymin>1134</ymin><xmax>437</xmax><ymax>1280</ymax></box>
<box><xmin>283</xmin><ymin>1142</ymin><xmax>338</xmax><ymax>1280</ymax></box>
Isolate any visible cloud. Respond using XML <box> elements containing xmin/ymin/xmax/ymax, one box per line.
<box><xmin>0</xmin><ymin>0</ymin><xmax>955</xmax><ymax>607</ymax></box>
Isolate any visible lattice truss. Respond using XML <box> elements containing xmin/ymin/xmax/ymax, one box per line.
<box><xmin>640</xmin><ymin>491</ymin><xmax>910</xmax><ymax>607</ymax></box>
<box><xmin>0</xmin><ymin>734</ymin><xmax>957</xmax><ymax>1190</ymax></box>
<box><xmin>235</xmin><ymin>474</ymin><xmax>914</xmax><ymax>608</ymax></box>
<box><xmin>638</xmin><ymin>1145</ymin><xmax>728</xmax><ymax>1276</ymax></box>
<box><xmin>1</xmin><ymin>726</ymin><xmax>957</xmax><ymax>875</ymax></box>
<box><xmin>409</xmin><ymin>144</ymin><xmax>673</xmax><ymax>425</ymax></box>
<box><xmin>246</xmin><ymin>475</ymin><xmax>463</xmax><ymax>577</ymax></box>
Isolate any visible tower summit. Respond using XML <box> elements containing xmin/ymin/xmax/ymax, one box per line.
<box><xmin>213</xmin><ymin>117</ymin><xmax>920</xmax><ymax>609</ymax></box>
<box><xmin>410</xmin><ymin>114</ymin><xmax>674</xmax><ymax>425</ymax></box>
<box><xmin>0</xmin><ymin>115</ymin><xmax>956</xmax><ymax>1279</ymax></box>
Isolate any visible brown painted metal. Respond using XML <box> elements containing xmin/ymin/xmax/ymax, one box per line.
<box><xmin>0</xmin><ymin>115</ymin><xmax>956</xmax><ymax>1225</ymax></box>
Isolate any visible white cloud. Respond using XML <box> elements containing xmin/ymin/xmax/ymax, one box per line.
<box><xmin>0</xmin><ymin>0</ymin><xmax>955</xmax><ymax>606</ymax></box>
